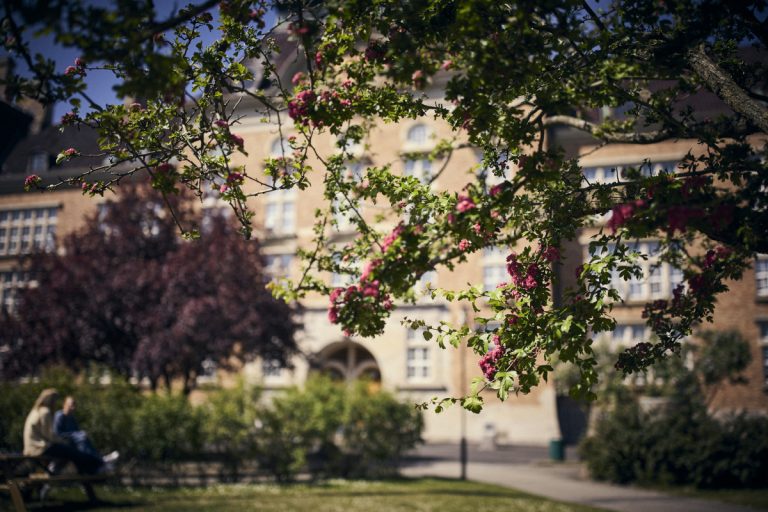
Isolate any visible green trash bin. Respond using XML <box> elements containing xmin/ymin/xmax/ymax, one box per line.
<box><xmin>549</xmin><ymin>438</ymin><xmax>565</xmax><ymax>461</ymax></box>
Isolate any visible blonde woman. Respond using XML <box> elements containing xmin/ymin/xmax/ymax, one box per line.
<box><xmin>23</xmin><ymin>388</ymin><xmax>102</xmax><ymax>474</ymax></box>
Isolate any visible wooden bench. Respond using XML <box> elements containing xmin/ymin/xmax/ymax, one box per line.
<box><xmin>0</xmin><ymin>454</ymin><xmax>109</xmax><ymax>512</ymax></box>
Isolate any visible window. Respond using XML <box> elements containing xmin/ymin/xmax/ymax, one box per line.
<box><xmin>0</xmin><ymin>207</ymin><xmax>58</xmax><ymax>256</ymax></box>
<box><xmin>262</xmin><ymin>358</ymin><xmax>283</xmax><ymax>378</ymax></box>
<box><xmin>27</xmin><ymin>152</ymin><xmax>49</xmax><ymax>173</ymax></box>
<box><xmin>756</xmin><ymin>256</ymin><xmax>768</xmax><ymax>298</ymax></box>
<box><xmin>333</xmin><ymin>162</ymin><xmax>366</xmax><ymax>232</ymax></box>
<box><xmin>270</xmin><ymin>137</ymin><xmax>291</xmax><ymax>158</ymax></box>
<box><xmin>763</xmin><ymin>347</ymin><xmax>768</xmax><ymax>388</ymax></box>
<box><xmin>0</xmin><ymin>271</ymin><xmax>29</xmax><ymax>312</ymax></box>
<box><xmin>760</xmin><ymin>321</ymin><xmax>768</xmax><ymax>387</ymax></box>
<box><xmin>406</xmin><ymin>328</ymin><xmax>431</xmax><ymax>381</ymax></box>
<box><xmin>594</xmin><ymin>241</ymin><xmax>683</xmax><ymax>302</ymax></box>
<box><xmin>413</xmin><ymin>270</ymin><xmax>438</xmax><ymax>298</ymax></box>
<box><xmin>482</xmin><ymin>246</ymin><xmax>507</xmax><ymax>291</ymax></box>
<box><xmin>406</xmin><ymin>124</ymin><xmax>429</xmax><ymax>145</ymax></box>
<box><xmin>404</xmin><ymin>158</ymin><xmax>431</xmax><ymax>185</ymax></box>
<box><xmin>196</xmin><ymin>359</ymin><xmax>218</xmax><ymax>385</ymax></box>
<box><xmin>607</xmin><ymin>324</ymin><xmax>648</xmax><ymax>347</ymax></box>
<box><xmin>264</xmin><ymin>139</ymin><xmax>296</xmax><ymax>236</ymax></box>
<box><xmin>264</xmin><ymin>254</ymin><xmax>292</xmax><ymax>280</ymax></box>
<box><xmin>581</xmin><ymin>161</ymin><xmax>676</xmax><ymax>186</ymax></box>
<box><xmin>476</xmin><ymin>151</ymin><xmax>510</xmax><ymax>188</ymax></box>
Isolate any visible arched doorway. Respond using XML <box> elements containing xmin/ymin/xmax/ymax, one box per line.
<box><xmin>312</xmin><ymin>341</ymin><xmax>381</xmax><ymax>388</ymax></box>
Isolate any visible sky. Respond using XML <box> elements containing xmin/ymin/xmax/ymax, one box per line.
<box><xmin>8</xmin><ymin>1</ymin><xmax>276</xmax><ymax>121</ymax></box>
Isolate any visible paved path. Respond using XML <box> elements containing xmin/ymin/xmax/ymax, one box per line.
<box><xmin>401</xmin><ymin>447</ymin><xmax>758</xmax><ymax>512</ymax></box>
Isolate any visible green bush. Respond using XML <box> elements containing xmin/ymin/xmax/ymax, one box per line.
<box><xmin>130</xmin><ymin>393</ymin><xmax>204</xmax><ymax>462</ymax></box>
<box><xmin>256</xmin><ymin>376</ymin><xmax>423</xmax><ymax>481</ymax></box>
<box><xmin>581</xmin><ymin>390</ymin><xmax>768</xmax><ymax>488</ymax></box>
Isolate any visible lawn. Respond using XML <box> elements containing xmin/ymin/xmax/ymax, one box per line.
<box><xmin>14</xmin><ymin>478</ymin><xmax>607</xmax><ymax>512</ymax></box>
<box><xmin>651</xmin><ymin>486</ymin><xmax>768</xmax><ymax>511</ymax></box>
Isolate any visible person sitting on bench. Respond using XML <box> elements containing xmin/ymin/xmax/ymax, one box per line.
<box><xmin>23</xmin><ymin>389</ymin><xmax>104</xmax><ymax>475</ymax></box>
<box><xmin>54</xmin><ymin>395</ymin><xmax>119</xmax><ymax>467</ymax></box>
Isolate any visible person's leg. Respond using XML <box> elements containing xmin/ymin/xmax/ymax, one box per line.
<box><xmin>43</xmin><ymin>443</ymin><xmax>102</xmax><ymax>474</ymax></box>
<box><xmin>71</xmin><ymin>431</ymin><xmax>102</xmax><ymax>459</ymax></box>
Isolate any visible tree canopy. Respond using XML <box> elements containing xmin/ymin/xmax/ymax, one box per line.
<box><xmin>0</xmin><ymin>185</ymin><xmax>297</xmax><ymax>393</ymax></box>
<box><xmin>2</xmin><ymin>0</ymin><xmax>766</xmax><ymax>410</ymax></box>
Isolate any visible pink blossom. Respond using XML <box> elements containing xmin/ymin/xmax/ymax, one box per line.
<box><xmin>63</xmin><ymin>148</ymin><xmax>77</xmax><ymax>156</ymax></box>
<box><xmin>214</xmin><ymin>119</ymin><xmax>228</xmax><ymax>128</ymax></box>
<box><xmin>381</xmin><ymin>223</ymin><xmax>405</xmax><ymax>252</ymax></box>
<box><xmin>704</xmin><ymin>246</ymin><xmax>732</xmax><ymax>268</ymax></box>
<box><xmin>441</xmin><ymin>59</ymin><xmax>453</xmax><ymax>70</ymax></box>
<box><xmin>489</xmin><ymin>183</ymin><xmax>506</xmax><ymax>197</ymax></box>
<box><xmin>360</xmin><ymin>259</ymin><xmax>382</xmax><ymax>282</ymax></box>
<box><xmin>60</xmin><ymin>112</ymin><xmax>78</xmax><ymax>125</ymax></box>
<box><xmin>330</xmin><ymin>287</ymin><xmax>343</xmax><ymax>303</ymax></box>
<box><xmin>473</xmin><ymin>223</ymin><xmax>482</xmax><ymax>235</ymax></box>
<box><xmin>506</xmin><ymin>314</ymin><xmax>518</xmax><ymax>325</ymax></box>
<box><xmin>74</xmin><ymin>57</ymin><xmax>85</xmax><ymax>68</ymax></box>
<box><xmin>458</xmin><ymin>239</ymin><xmax>471</xmax><ymax>251</ymax></box>
<box><xmin>541</xmin><ymin>246</ymin><xmax>560</xmax><ymax>262</ymax></box>
<box><xmin>229</xmin><ymin>133</ymin><xmax>244</xmax><ymax>147</ymax></box>
<box><xmin>362</xmin><ymin>280</ymin><xmax>380</xmax><ymax>298</ymax></box>
<box><xmin>447</xmin><ymin>213</ymin><xmax>456</xmax><ymax>223</ymax></box>
<box><xmin>64</xmin><ymin>66</ymin><xmax>77</xmax><ymax>75</ymax></box>
<box><xmin>666</xmin><ymin>205</ymin><xmax>704</xmax><ymax>235</ymax></box>
<box><xmin>456</xmin><ymin>194</ymin><xmax>476</xmax><ymax>213</ymax></box>
<box><xmin>575</xmin><ymin>264</ymin><xmax>585</xmax><ymax>279</ymax></box>
<box><xmin>607</xmin><ymin>203</ymin><xmax>635</xmax><ymax>233</ymax></box>
<box><xmin>341</xmin><ymin>79</ymin><xmax>354</xmax><ymax>89</ymax></box>
<box><xmin>291</xmin><ymin>72</ymin><xmax>305</xmax><ymax>85</ymax></box>
<box><xmin>24</xmin><ymin>175</ymin><xmax>41</xmax><ymax>190</ymax></box>
<box><xmin>328</xmin><ymin>307</ymin><xmax>339</xmax><ymax>323</ymax></box>
<box><xmin>314</xmin><ymin>51</ymin><xmax>323</xmax><ymax>67</ymax></box>
<box><xmin>411</xmin><ymin>70</ymin><xmax>423</xmax><ymax>81</ymax></box>
<box><xmin>219</xmin><ymin>184</ymin><xmax>230</xmax><ymax>193</ymax></box>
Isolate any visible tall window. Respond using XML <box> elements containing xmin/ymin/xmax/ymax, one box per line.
<box><xmin>265</xmin><ymin>138</ymin><xmax>296</xmax><ymax>235</ymax></box>
<box><xmin>0</xmin><ymin>207</ymin><xmax>57</xmax><ymax>256</ymax></box>
<box><xmin>482</xmin><ymin>246</ymin><xmax>507</xmax><ymax>291</ymax></box>
<box><xmin>404</xmin><ymin>158</ymin><xmax>431</xmax><ymax>185</ymax></box>
<box><xmin>333</xmin><ymin>162</ymin><xmax>365</xmax><ymax>232</ymax></box>
<box><xmin>406</xmin><ymin>328</ymin><xmax>431</xmax><ymax>381</ymax></box>
<box><xmin>0</xmin><ymin>271</ymin><xmax>29</xmax><ymax>311</ymax></box>
<box><xmin>406</xmin><ymin>124</ymin><xmax>429</xmax><ymax>145</ymax></box>
<box><xmin>592</xmin><ymin>241</ymin><xmax>683</xmax><ymax>302</ymax></box>
<box><xmin>756</xmin><ymin>256</ymin><xmax>768</xmax><ymax>298</ymax></box>
<box><xmin>759</xmin><ymin>322</ymin><xmax>768</xmax><ymax>387</ymax></box>
<box><xmin>264</xmin><ymin>254</ymin><xmax>293</xmax><ymax>280</ymax></box>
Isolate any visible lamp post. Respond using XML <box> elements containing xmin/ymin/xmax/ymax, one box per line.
<box><xmin>459</xmin><ymin>304</ymin><xmax>469</xmax><ymax>480</ymax></box>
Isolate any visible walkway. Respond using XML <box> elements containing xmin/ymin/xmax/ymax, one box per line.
<box><xmin>401</xmin><ymin>444</ymin><xmax>758</xmax><ymax>512</ymax></box>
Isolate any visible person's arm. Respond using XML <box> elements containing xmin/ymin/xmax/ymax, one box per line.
<box><xmin>43</xmin><ymin>409</ymin><xmax>66</xmax><ymax>444</ymax></box>
<box><xmin>53</xmin><ymin>410</ymin><xmax>64</xmax><ymax>436</ymax></box>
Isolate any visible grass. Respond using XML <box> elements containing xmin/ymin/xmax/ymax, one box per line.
<box><xmin>12</xmin><ymin>478</ymin><xmax>608</xmax><ymax>512</ymax></box>
<box><xmin>648</xmin><ymin>486</ymin><xmax>768</xmax><ymax>510</ymax></box>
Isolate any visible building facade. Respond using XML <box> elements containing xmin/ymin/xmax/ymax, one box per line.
<box><xmin>2</xmin><ymin>61</ymin><xmax>766</xmax><ymax>447</ymax></box>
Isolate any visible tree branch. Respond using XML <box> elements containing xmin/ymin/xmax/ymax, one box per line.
<box><xmin>543</xmin><ymin>115</ymin><xmax>672</xmax><ymax>143</ymax></box>
<box><xmin>687</xmin><ymin>43</ymin><xmax>768</xmax><ymax>134</ymax></box>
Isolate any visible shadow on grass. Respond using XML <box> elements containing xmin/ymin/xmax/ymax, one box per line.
<box><xmin>25</xmin><ymin>500</ymin><xmax>142</xmax><ymax>511</ymax></box>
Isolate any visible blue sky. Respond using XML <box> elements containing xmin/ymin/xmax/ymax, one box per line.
<box><xmin>11</xmin><ymin>1</ymin><xmax>276</xmax><ymax>120</ymax></box>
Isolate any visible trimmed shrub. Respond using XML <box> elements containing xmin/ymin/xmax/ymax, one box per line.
<box><xmin>255</xmin><ymin>376</ymin><xmax>423</xmax><ymax>481</ymax></box>
<box><xmin>581</xmin><ymin>395</ymin><xmax>768</xmax><ymax>488</ymax></box>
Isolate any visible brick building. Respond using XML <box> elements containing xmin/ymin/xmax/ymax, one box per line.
<box><xmin>1</xmin><ymin>53</ymin><xmax>766</xmax><ymax>446</ymax></box>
